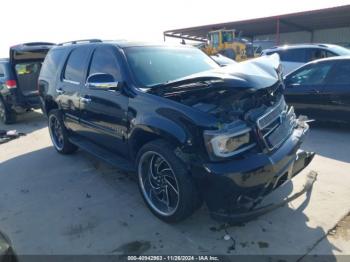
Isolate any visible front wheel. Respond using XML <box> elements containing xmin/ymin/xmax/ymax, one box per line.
<box><xmin>136</xmin><ymin>139</ymin><xmax>201</xmax><ymax>223</ymax></box>
<box><xmin>48</xmin><ymin>109</ymin><xmax>77</xmax><ymax>154</ymax></box>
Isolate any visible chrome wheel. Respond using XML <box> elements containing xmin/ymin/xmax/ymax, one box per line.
<box><xmin>48</xmin><ymin>114</ymin><xmax>64</xmax><ymax>150</ymax></box>
<box><xmin>138</xmin><ymin>151</ymin><xmax>180</xmax><ymax>216</ymax></box>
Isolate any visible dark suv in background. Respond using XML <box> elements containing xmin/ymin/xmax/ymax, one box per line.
<box><xmin>0</xmin><ymin>42</ymin><xmax>54</xmax><ymax>124</ymax></box>
<box><xmin>39</xmin><ymin>39</ymin><xmax>314</xmax><ymax>223</ymax></box>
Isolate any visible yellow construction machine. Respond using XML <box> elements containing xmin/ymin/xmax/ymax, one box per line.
<box><xmin>201</xmin><ymin>29</ymin><xmax>257</xmax><ymax>62</ymax></box>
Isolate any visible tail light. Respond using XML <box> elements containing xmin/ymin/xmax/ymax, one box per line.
<box><xmin>5</xmin><ymin>80</ymin><xmax>17</xmax><ymax>89</ymax></box>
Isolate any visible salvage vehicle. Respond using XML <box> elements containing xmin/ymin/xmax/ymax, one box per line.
<box><xmin>0</xmin><ymin>42</ymin><xmax>54</xmax><ymax>124</ymax></box>
<box><xmin>39</xmin><ymin>40</ymin><xmax>315</xmax><ymax>223</ymax></box>
<box><xmin>262</xmin><ymin>44</ymin><xmax>350</xmax><ymax>75</ymax></box>
<box><xmin>284</xmin><ymin>56</ymin><xmax>350</xmax><ymax>123</ymax></box>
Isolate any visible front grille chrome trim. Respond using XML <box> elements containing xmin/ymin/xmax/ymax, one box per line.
<box><xmin>257</xmin><ymin>97</ymin><xmax>286</xmax><ymax>129</ymax></box>
<box><xmin>256</xmin><ymin>97</ymin><xmax>296</xmax><ymax>151</ymax></box>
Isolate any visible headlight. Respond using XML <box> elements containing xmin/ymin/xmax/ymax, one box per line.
<box><xmin>204</xmin><ymin>122</ymin><xmax>256</xmax><ymax>158</ymax></box>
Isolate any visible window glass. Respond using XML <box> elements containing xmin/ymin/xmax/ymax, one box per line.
<box><xmin>125</xmin><ymin>46</ymin><xmax>219</xmax><ymax>87</ymax></box>
<box><xmin>210</xmin><ymin>33</ymin><xmax>219</xmax><ymax>48</ymax></box>
<box><xmin>64</xmin><ymin>47</ymin><xmax>89</xmax><ymax>83</ymax></box>
<box><xmin>15</xmin><ymin>63</ymin><xmax>41</xmax><ymax>75</ymax></box>
<box><xmin>308</xmin><ymin>49</ymin><xmax>336</xmax><ymax>61</ymax></box>
<box><xmin>88</xmin><ymin>47</ymin><xmax>121</xmax><ymax>81</ymax></box>
<box><xmin>0</xmin><ymin>66</ymin><xmax>4</xmax><ymax>77</ymax></box>
<box><xmin>40</xmin><ymin>49</ymin><xmax>65</xmax><ymax>78</ymax></box>
<box><xmin>288</xmin><ymin>62</ymin><xmax>332</xmax><ymax>85</ymax></box>
<box><xmin>222</xmin><ymin>31</ymin><xmax>233</xmax><ymax>43</ymax></box>
<box><xmin>326</xmin><ymin>51</ymin><xmax>336</xmax><ymax>58</ymax></box>
<box><xmin>278</xmin><ymin>49</ymin><xmax>307</xmax><ymax>63</ymax></box>
<box><xmin>326</xmin><ymin>62</ymin><xmax>350</xmax><ymax>85</ymax></box>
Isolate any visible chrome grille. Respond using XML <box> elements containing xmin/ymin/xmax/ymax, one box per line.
<box><xmin>256</xmin><ymin>97</ymin><xmax>296</xmax><ymax>150</ymax></box>
<box><xmin>257</xmin><ymin>97</ymin><xmax>286</xmax><ymax>129</ymax></box>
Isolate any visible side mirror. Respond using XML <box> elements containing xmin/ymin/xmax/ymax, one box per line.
<box><xmin>86</xmin><ymin>73</ymin><xmax>119</xmax><ymax>90</ymax></box>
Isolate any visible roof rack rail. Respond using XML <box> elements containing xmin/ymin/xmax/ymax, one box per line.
<box><xmin>58</xmin><ymin>39</ymin><xmax>102</xmax><ymax>46</ymax></box>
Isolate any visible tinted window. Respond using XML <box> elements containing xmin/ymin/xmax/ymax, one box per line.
<box><xmin>0</xmin><ymin>65</ymin><xmax>4</xmax><ymax>77</ymax></box>
<box><xmin>125</xmin><ymin>46</ymin><xmax>219</xmax><ymax>87</ymax></box>
<box><xmin>308</xmin><ymin>49</ymin><xmax>336</xmax><ymax>62</ymax></box>
<box><xmin>88</xmin><ymin>47</ymin><xmax>121</xmax><ymax>81</ymax></box>
<box><xmin>40</xmin><ymin>49</ymin><xmax>65</xmax><ymax>78</ymax></box>
<box><xmin>326</xmin><ymin>62</ymin><xmax>350</xmax><ymax>85</ymax></box>
<box><xmin>278</xmin><ymin>49</ymin><xmax>307</xmax><ymax>63</ymax></box>
<box><xmin>288</xmin><ymin>62</ymin><xmax>333</xmax><ymax>85</ymax></box>
<box><xmin>64</xmin><ymin>47</ymin><xmax>90</xmax><ymax>83</ymax></box>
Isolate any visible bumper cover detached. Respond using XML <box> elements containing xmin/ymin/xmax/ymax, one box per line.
<box><xmin>192</xmin><ymin>122</ymin><xmax>315</xmax><ymax>222</ymax></box>
<box><xmin>210</xmin><ymin>170</ymin><xmax>317</xmax><ymax>222</ymax></box>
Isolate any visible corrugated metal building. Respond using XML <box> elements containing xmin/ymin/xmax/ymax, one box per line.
<box><xmin>164</xmin><ymin>5</ymin><xmax>350</xmax><ymax>47</ymax></box>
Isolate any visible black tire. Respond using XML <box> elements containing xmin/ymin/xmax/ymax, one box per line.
<box><xmin>136</xmin><ymin>139</ymin><xmax>201</xmax><ymax>223</ymax></box>
<box><xmin>0</xmin><ymin>96</ymin><xmax>16</xmax><ymax>124</ymax></box>
<box><xmin>48</xmin><ymin>109</ymin><xmax>77</xmax><ymax>154</ymax></box>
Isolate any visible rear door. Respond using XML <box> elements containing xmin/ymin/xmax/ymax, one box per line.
<box><xmin>56</xmin><ymin>46</ymin><xmax>93</xmax><ymax>132</ymax></box>
<box><xmin>10</xmin><ymin>42</ymin><xmax>55</xmax><ymax>97</ymax></box>
<box><xmin>284</xmin><ymin>61</ymin><xmax>334</xmax><ymax>119</ymax></box>
<box><xmin>78</xmin><ymin>46</ymin><xmax>129</xmax><ymax>157</ymax></box>
<box><xmin>322</xmin><ymin>60</ymin><xmax>350</xmax><ymax>122</ymax></box>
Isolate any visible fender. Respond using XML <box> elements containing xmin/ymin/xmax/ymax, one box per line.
<box><xmin>128</xmin><ymin>115</ymin><xmax>191</xmax><ymax>159</ymax></box>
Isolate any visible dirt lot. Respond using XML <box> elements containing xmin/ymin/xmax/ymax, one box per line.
<box><xmin>0</xmin><ymin>110</ymin><xmax>349</xmax><ymax>259</ymax></box>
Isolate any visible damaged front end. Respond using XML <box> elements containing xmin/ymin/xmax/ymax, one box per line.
<box><xmin>148</xmin><ymin>54</ymin><xmax>315</xmax><ymax>222</ymax></box>
<box><xmin>192</xmin><ymin>110</ymin><xmax>315</xmax><ymax>222</ymax></box>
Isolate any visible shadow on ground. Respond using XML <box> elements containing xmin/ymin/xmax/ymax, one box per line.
<box><xmin>0</xmin><ymin>146</ymin><xmax>341</xmax><ymax>258</ymax></box>
<box><xmin>0</xmin><ymin>110</ymin><xmax>45</xmax><ymax>136</ymax></box>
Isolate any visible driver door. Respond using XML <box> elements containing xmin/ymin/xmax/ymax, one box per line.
<box><xmin>79</xmin><ymin>46</ymin><xmax>129</xmax><ymax>157</ymax></box>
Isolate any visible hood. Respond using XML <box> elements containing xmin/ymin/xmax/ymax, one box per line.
<box><xmin>147</xmin><ymin>54</ymin><xmax>283</xmax><ymax>124</ymax></box>
<box><xmin>148</xmin><ymin>53</ymin><xmax>281</xmax><ymax>97</ymax></box>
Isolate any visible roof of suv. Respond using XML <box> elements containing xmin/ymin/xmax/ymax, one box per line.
<box><xmin>53</xmin><ymin>39</ymin><xmax>193</xmax><ymax>50</ymax></box>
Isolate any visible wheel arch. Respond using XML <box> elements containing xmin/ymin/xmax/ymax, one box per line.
<box><xmin>44</xmin><ymin>96</ymin><xmax>59</xmax><ymax>116</ymax></box>
<box><xmin>129</xmin><ymin>125</ymin><xmax>187</xmax><ymax>161</ymax></box>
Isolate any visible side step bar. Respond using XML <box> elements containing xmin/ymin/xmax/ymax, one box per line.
<box><xmin>69</xmin><ymin>136</ymin><xmax>136</xmax><ymax>173</ymax></box>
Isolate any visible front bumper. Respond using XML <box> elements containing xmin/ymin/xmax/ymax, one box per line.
<box><xmin>191</xmin><ymin>122</ymin><xmax>315</xmax><ymax>222</ymax></box>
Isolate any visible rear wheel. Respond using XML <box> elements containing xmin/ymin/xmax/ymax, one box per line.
<box><xmin>48</xmin><ymin>109</ymin><xmax>77</xmax><ymax>154</ymax></box>
<box><xmin>0</xmin><ymin>96</ymin><xmax>16</xmax><ymax>124</ymax></box>
<box><xmin>136</xmin><ymin>139</ymin><xmax>201</xmax><ymax>223</ymax></box>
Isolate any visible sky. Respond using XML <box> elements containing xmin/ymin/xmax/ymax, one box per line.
<box><xmin>1</xmin><ymin>0</ymin><xmax>350</xmax><ymax>56</ymax></box>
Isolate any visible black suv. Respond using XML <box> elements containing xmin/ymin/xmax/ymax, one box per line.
<box><xmin>39</xmin><ymin>40</ymin><xmax>314</xmax><ymax>223</ymax></box>
<box><xmin>0</xmin><ymin>42</ymin><xmax>54</xmax><ymax>123</ymax></box>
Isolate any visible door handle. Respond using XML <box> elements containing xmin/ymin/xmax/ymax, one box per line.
<box><xmin>56</xmin><ymin>88</ymin><xmax>65</xmax><ymax>94</ymax></box>
<box><xmin>80</xmin><ymin>96</ymin><xmax>91</xmax><ymax>103</ymax></box>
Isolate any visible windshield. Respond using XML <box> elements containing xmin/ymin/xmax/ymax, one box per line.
<box><xmin>329</xmin><ymin>45</ymin><xmax>350</xmax><ymax>56</ymax></box>
<box><xmin>124</xmin><ymin>46</ymin><xmax>219</xmax><ymax>87</ymax></box>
